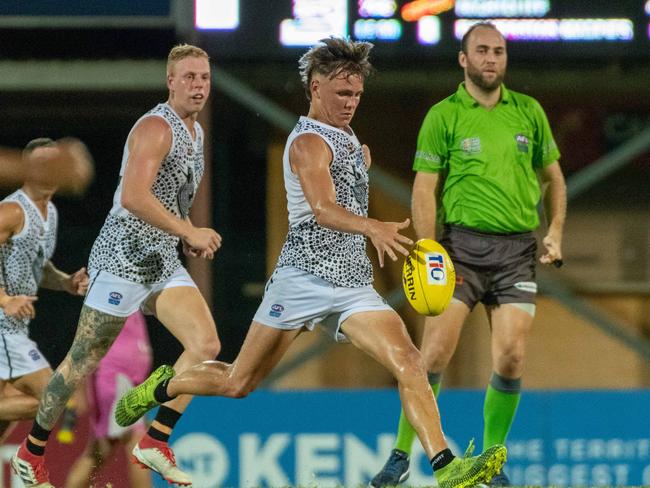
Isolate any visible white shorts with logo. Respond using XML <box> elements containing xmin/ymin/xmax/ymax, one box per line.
<box><xmin>84</xmin><ymin>266</ymin><xmax>197</xmax><ymax>317</ymax></box>
<box><xmin>0</xmin><ymin>332</ymin><xmax>51</xmax><ymax>380</ymax></box>
<box><xmin>252</xmin><ymin>266</ymin><xmax>393</xmax><ymax>343</ymax></box>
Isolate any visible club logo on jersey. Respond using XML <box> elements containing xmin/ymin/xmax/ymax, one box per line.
<box><xmin>28</xmin><ymin>349</ymin><xmax>41</xmax><ymax>361</ymax></box>
<box><xmin>108</xmin><ymin>291</ymin><xmax>123</xmax><ymax>305</ymax></box>
<box><xmin>460</xmin><ymin>137</ymin><xmax>481</xmax><ymax>154</ymax></box>
<box><xmin>426</xmin><ymin>252</ymin><xmax>447</xmax><ymax>285</ymax></box>
<box><xmin>269</xmin><ymin>303</ymin><xmax>285</xmax><ymax>318</ymax></box>
<box><xmin>515</xmin><ymin>134</ymin><xmax>530</xmax><ymax>153</ymax></box>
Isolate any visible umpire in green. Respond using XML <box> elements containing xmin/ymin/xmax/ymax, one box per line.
<box><xmin>371</xmin><ymin>22</ymin><xmax>567</xmax><ymax>488</ymax></box>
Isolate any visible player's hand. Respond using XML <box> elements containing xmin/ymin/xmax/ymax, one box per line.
<box><xmin>361</xmin><ymin>144</ymin><xmax>371</xmax><ymax>169</ymax></box>
<box><xmin>182</xmin><ymin>239</ymin><xmax>217</xmax><ymax>259</ymax></box>
<box><xmin>183</xmin><ymin>227</ymin><xmax>222</xmax><ymax>260</ymax></box>
<box><xmin>68</xmin><ymin>267</ymin><xmax>89</xmax><ymax>296</ymax></box>
<box><xmin>0</xmin><ymin>295</ymin><xmax>38</xmax><ymax>319</ymax></box>
<box><xmin>539</xmin><ymin>233</ymin><xmax>563</xmax><ymax>267</ymax></box>
<box><xmin>366</xmin><ymin>218</ymin><xmax>413</xmax><ymax>268</ymax></box>
<box><xmin>182</xmin><ymin>239</ymin><xmax>200</xmax><ymax>258</ymax></box>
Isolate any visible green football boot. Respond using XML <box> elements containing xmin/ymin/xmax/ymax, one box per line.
<box><xmin>436</xmin><ymin>440</ymin><xmax>507</xmax><ymax>488</ymax></box>
<box><xmin>115</xmin><ymin>364</ymin><xmax>175</xmax><ymax>427</ymax></box>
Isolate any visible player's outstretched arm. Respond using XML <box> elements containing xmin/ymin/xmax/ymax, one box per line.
<box><xmin>290</xmin><ymin>134</ymin><xmax>412</xmax><ymax>267</ymax></box>
<box><xmin>47</xmin><ymin>138</ymin><xmax>95</xmax><ymax>195</ymax></box>
<box><xmin>120</xmin><ymin>117</ymin><xmax>220</xmax><ymax>257</ymax></box>
<box><xmin>1</xmin><ymin>139</ymin><xmax>95</xmax><ymax>196</ymax></box>
<box><xmin>40</xmin><ymin>262</ymin><xmax>89</xmax><ymax>296</ymax></box>
<box><xmin>0</xmin><ymin>148</ymin><xmax>28</xmax><ymax>188</ymax></box>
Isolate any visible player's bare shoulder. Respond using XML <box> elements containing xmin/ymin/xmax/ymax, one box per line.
<box><xmin>129</xmin><ymin>115</ymin><xmax>173</xmax><ymax>155</ymax></box>
<box><xmin>290</xmin><ymin>132</ymin><xmax>331</xmax><ymax>170</ymax></box>
<box><xmin>0</xmin><ymin>201</ymin><xmax>24</xmax><ymax>239</ymax></box>
<box><xmin>0</xmin><ymin>201</ymin><xmax>24</xmax><ymax>225</ymax></box>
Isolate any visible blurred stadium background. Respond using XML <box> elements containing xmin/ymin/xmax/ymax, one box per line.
<box><xmin>0</xmin><ymin>0</ymin><xmax>648</xmax><ymax>486</ymax></box>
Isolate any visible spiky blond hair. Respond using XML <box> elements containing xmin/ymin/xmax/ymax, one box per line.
<box><xmin>167</xmin><ymin>44</ymin><xmax>209</xmax><ymax>75</ymax></box>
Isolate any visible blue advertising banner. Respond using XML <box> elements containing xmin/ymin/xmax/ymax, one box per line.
<box><xmin>155</xmin><ymin>389</ymin><xmax>650</xmax><ymax>487</ymax></box>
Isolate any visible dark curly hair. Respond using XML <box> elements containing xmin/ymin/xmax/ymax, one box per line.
<box><xmin>298</xmin><ymin>37</ymin><xmax>375</xmax><ymax>101</ymax></box>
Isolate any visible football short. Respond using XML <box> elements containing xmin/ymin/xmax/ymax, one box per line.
<box><xmin>440</xmin><ymin>224</ymin><xmax>538</xmax><ymax>309</ymax></box>
<box><xmin>0</xmin><ymin>332</ymin><xmax>50</xmax><ymax>380</ymax></box>
<box><xmin>84</xmin><ymin>266</ymin><xmax>197</xmax><ymax>317</ymax></box>
<box><xmin>253</xmin><ymin>266</ymin><xmax>393</xmax><ymax>343</ymax></box>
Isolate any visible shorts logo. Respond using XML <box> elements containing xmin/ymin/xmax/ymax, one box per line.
<box><xmin>28</xmin><ymin>349</ymin><xmax>41</xmax><ymax>361</ymax></box>
<box><xmin>460</xmin><ymin>137</ymin><xmax>481</xmax><ymax>154</ymax></box>
<box><xmin>515</xmin><ymin>134</ymin><xmax>530</xmax><ymax>153</ymax></box>
<box><xmin>269</xmin><ymin>303</ymin><xmax>284</xmax><ymax>318</ymax></box>
<box><xmin>514</xmin><ymin>281</ymin><xmax>537</xmax><ymax>293</ymax></box>
<box><xmin>426</xmin><ymin>253</ymin><xmax>447</xmax><ymax>285</ymax></box>
<box><xmin>108</xmin><ymin>291</ymin><xmax>123</xmax><ymax>305</ymax></box>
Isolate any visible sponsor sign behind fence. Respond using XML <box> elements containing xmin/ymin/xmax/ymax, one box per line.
<box><xmin>150</xmin><ymin>389</ymin><xmax>650</xmax><ymax>487</ymax></box>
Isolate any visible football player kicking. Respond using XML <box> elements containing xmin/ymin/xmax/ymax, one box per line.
<box><xmin>115</xmin><ymin>37</ymin><xmax>507</xmax><ymax>488</ymax></box>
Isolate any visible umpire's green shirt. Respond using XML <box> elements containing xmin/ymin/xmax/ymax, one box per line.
<box><xmin>413</xmin><ymin>83</ymin><xmax>561</xmax><ymax>233</ymax></box>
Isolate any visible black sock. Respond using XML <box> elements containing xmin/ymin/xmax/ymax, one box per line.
<box><xmin>26</xmin><ymin>422</ymin><xmax>51</xmax><ymax>456</ymax></box>
<box><xmin>147</xmin><ymin>425</ymin><xmax>171</xmax><ymax>443</ymax></box>
<box><xmin>153</xmin><ymin>378</ymin><xmax>174</xmax><ymax>403</ymax></box>
<box><xmin>147</xmin><ymin>405</ymin><xmax>183</xmax><ymax>443</ymax></box>
<box><xmin>431</xmin><ymin>448</ymin><xmax>455</xmax><ymax>471</ymax></box>
<box><xmin>26</xmin><ymin>439</ymin><xmax>45</xmax><ymax>456</ymax></box>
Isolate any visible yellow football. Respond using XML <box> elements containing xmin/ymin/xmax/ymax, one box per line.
<box><xmin>402</xmin><ymin>238</ymin><xmax>456</xmax><ymax>316</ymax></box>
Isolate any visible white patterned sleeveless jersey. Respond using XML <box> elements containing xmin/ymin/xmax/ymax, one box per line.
<box><xmin>276</xmin><ymin>116</ymin><xmax>372</xmax><ymax>287</ymax></box>
<box><xmin>0</xmin><ymin>190</ymin><xmax>58</xmax><ymax>334</ymax></box>
<box><xmin>88</xmin><ymin>103</ymin><xmax>204</xmax><ymax>284</ymax></box>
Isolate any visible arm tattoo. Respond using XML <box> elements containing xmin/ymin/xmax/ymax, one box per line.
<box><xmin>36</xmin><ymin>305</ymin><xmax>125</xmax><ymax>429</ymax></box>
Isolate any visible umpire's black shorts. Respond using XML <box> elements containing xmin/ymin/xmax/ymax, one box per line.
<box><xmin>440</xmin><ymin>224</ymin><xmax>538</xmax><ymax>309</ymax></box>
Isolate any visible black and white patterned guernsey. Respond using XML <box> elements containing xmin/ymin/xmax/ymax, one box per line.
<box><xmin>277</xmin><ymin>116</ymin><xmax>372</xmax><ymax>287</ymax></box>
<box><xmin>88</xmin><ymin>103</ymin><xmax>204</xmax><ymax>284</ymax></box>
<box><xmin>0</xmin><ymin>190</ymin><xmax>58</xmax><ymax>334</ymax></box>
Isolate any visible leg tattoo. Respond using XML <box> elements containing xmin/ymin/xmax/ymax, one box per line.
<box><xmin>37</xmin><ymin>305</ymin><xmax>125</xmax><ymax>429</ymax></box>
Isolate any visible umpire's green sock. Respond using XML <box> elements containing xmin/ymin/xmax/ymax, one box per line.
<box><xmin>483</xmin><ymin>372</ymin><xmax>521</xmax><ymax>449</ymax></box>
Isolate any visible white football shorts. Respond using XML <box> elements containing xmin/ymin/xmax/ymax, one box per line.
<box><xmin>84</xmin><ymin>266</ymin><xmax>197</xmax><ymax>317</ymax></box>
<box><xmin>253</xmin><ymin>266</ymin><xmax>393</xmax><ymax>343</ymax></box>
<box><xmin>0</xmin><ymin>332</ymin><xmax>51</xmax><ymax>380</ymax></box>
